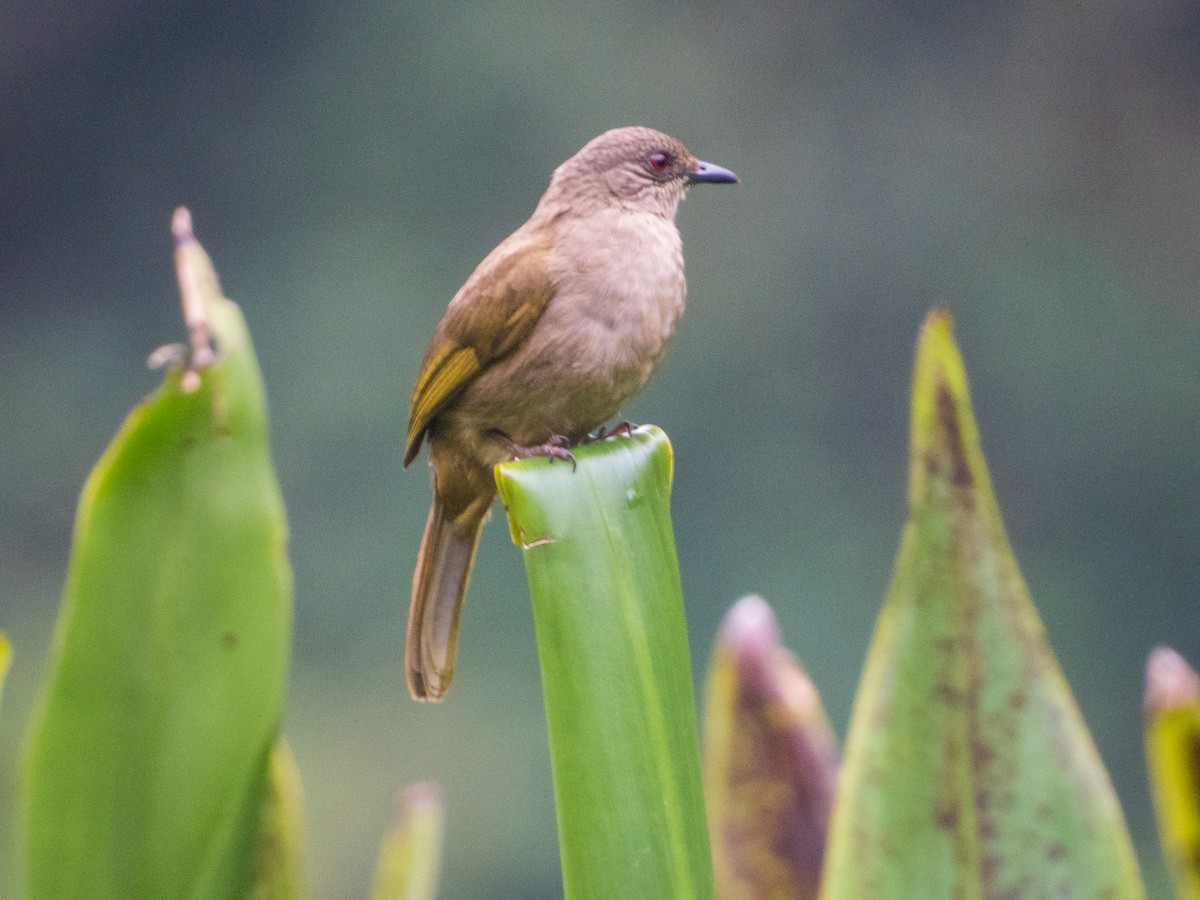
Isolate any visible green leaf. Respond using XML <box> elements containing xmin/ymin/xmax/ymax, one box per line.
<box><xmin>703</xmin><ymin>595</ymin><xmax>838</xmax><ymax>900</ymax></box>
<box><xmin>821</xmin><ymin>310</ymin><xmax>1144</xmax><ymax>899</ymax></box>
<box><xmin>369</xmin><ymin>782</ymin><xmax>445</xmax><ymax>900</ymax></box>
<box><xmin>1144</xmin><ymin>647</ymin><xmax>1200</xmax><ymax>900</ymax></box>
<box><xmin>19</xmin><ymin>211</ymin><xmax>292</xmax><ymax>900</ymax></box>
<box><xmin>250</xmin><ymin>741</ymin><xmax>310</xmax><ymax>900</ymax></box>
<box><xmin>495</xmin><ymin>426</ymin><xmax>715</xmax><ymax>900</ymax></box>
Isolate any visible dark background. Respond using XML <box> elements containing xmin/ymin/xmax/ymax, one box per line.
<box><xmin>2</xmin><ymin>3</ymin><xmax>1197</xmax><ymax>896</ymax></box>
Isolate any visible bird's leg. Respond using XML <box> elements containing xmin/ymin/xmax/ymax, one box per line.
<box><xmin>488</xmin><ymin>430</ymin><xmax>577</xmax><ymax>471</ymax></box>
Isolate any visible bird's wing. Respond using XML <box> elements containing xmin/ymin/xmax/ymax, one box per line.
<box><xmin>404</xmin><ymin>238</ymin><xmax>556</xmax><ymax>467</ymax></box>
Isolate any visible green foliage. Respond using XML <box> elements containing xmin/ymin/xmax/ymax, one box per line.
<box><xmin>8</xmin><ymin>11</ymin><xmax>1200</xmax><ymax>894</ymax></box>
<box><xmin>821</xmin><ymin>311</ymin><xmax>1144</xmax><ymax>898</ymax></box>
<box><xmin>2</xmin><ymin>208</ymin><xmax>1169</xmax><ymax>899</ymax></box>
<box><xmin>18</xmin><ymin>224</ymin><xmax>293</xmax><ymax>899</ymax></box>
<box><xmin>496</xmin><ymin>427</ymin><xmax>714</xmax><ymax>900</ymax></box>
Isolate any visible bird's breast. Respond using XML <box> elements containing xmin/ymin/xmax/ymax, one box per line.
<box><xmin>548</xmin><ymin>209</ymin><xmax>686</xmax><ymax>373</ymax></box>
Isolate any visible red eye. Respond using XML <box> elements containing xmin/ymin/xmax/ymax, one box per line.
<box><xmin>647</xmin><ymin>151</ymin><xmax>670</xmax><ymax>171</ymax></box>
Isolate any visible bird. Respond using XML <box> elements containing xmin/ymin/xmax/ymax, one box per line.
<box><xmin>403</xmin><ymin>126</ymin><xmax>738</xmax><ymax>701</ymax></box>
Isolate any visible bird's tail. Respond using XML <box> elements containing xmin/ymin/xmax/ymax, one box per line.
<box><xmin>406</xmin><ymin>495</ymin><xmax>488</xmax><ymax>701</ymax></box>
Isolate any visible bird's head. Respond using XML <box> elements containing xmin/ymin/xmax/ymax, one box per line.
<box><xmin>546</xmin><ymin>126</ymin><xmax>738</xmax><ymax>218</ymax></box>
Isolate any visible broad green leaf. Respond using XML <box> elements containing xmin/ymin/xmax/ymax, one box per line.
<box><xmin>1144</xmin><ymin>647</ymin><xmax>1200</xmax><ymax>900</ymax></box>
<box><xmin>369</xmin><ymin>783</ymin><xmax>445</xmax><ymax>900</ymax></box>
<box><xmin>20</xmin><ymin>211</ymin><xmax>292</xmax><ymax>900</ymax></box>
<box><xmin>250</xmin><ymin>741</ymin><xmax>310</xmax><ymax>900</ymax></box>
<box><xmin>822</xmin><ymin>310</ymin><xmax>1143</xmax><ymax>899</ymax></box>
<box><xmin>496</xmin><ymin>426</ymin><xmax>715</xmax><ymax>900</ymax></box>
<box><xmin>704</xmin><ymin>595</ymin><xmax>838</xmax><ymax>900</ymax></box>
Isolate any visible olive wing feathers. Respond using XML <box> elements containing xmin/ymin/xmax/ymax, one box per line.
<box><xmin>404</xmin><ymin>238</ymin><xmax>557</xmax><ymax>466</ymax></box>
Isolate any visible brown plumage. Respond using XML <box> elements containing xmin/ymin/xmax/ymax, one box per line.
<box><xmin>404</xmin><ymin>126</ymin><xmax>737</xmax><ymax>700</ymax></box>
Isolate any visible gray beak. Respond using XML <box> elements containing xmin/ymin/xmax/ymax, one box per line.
<box><xmin>687</xmin><ymin>160</ymin><xmax>739</xmax><ymax>185</ymax></box>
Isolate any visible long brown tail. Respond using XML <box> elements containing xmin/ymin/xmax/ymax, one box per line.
<box><xmin>406</xmin><ymin>494</ymin><xmax>487</xmax><ymax>701</ymax></box>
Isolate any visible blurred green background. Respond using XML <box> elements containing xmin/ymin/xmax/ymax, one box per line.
<box><xmin>1</xmin><ymin>3</ymin><xmax>1197</xmax><ymax>897</ymax></box>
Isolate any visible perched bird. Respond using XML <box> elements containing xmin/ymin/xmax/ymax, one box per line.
<box><xmin>404</xmin><ymin>126</ymin><xmax>738</xmax><ymax>700</ymax></box>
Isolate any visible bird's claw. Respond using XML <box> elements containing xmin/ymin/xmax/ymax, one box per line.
<box><xmin>488</xmin><ymin>431</ymin><xmax>578</xmax><ymax>472</ymax></box>
<box><xmin>585</xmin><ymin>420</ymin><xmax>637</xmax><ymax>443</ymax></box>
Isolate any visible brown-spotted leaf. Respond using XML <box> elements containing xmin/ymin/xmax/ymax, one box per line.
<box><xmin>821</xmin><ymin>309</ymin><xmax>1144</xmax><ymax>899</ymax></box>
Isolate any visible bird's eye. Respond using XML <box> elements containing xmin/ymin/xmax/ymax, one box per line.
<box><xmin>647</xmin><ymin>151</ymin><xmax>670</xmax><ymax>171</ymax></box>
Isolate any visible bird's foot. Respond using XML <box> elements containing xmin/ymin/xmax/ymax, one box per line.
<box><xmin>585</xmin><ymin>420</ymin><xmax>637</xmax><ymax>443</ymax></box>
<box><xmin>488</xmin><ymin>431</ymin><xmax>577</xmax><ymax>471</ymax></box>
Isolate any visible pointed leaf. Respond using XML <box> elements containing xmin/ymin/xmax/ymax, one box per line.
<box><xmin>250</xmin><ymin>740</ymin><xmax>310</xmax><ymax>900</ymax></box>
<box><xmin>704</xmin><ymin>595</ymin><xmax>838</xmax><ymax>900</ymax></box>
<box><xmin>0</xmin><ymin>632</ymin><xmax>10</xmax><ymax>713</ymax></box>
<box><xmin>369</xmin><ymin>783</ymin><xmax>445</xmax><ymax>900</ymax></box>
<box><xmin>822</xmin><ymin>309</ymin><xmax>1143</xmax><ymax>899</ymax></box>
<box><xmin>1144</xmin><ymin>647</ymin><xmax>1200</xmax><ymax>900</ymax></box>
<box><xmin>20</xmin><ymin>211</ymin><xmax>292</xmax><ymax>899</ymax></box>
<box><xmin>496</xmin><ymin>426</ymin><xmax>715</xmax><ymax>900</ymax></box>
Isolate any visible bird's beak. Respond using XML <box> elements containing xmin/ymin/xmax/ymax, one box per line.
<box><xmin>687</xmin><ymin>160</ymin><xmax>739</xmax><ymax>185</ymax></box>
